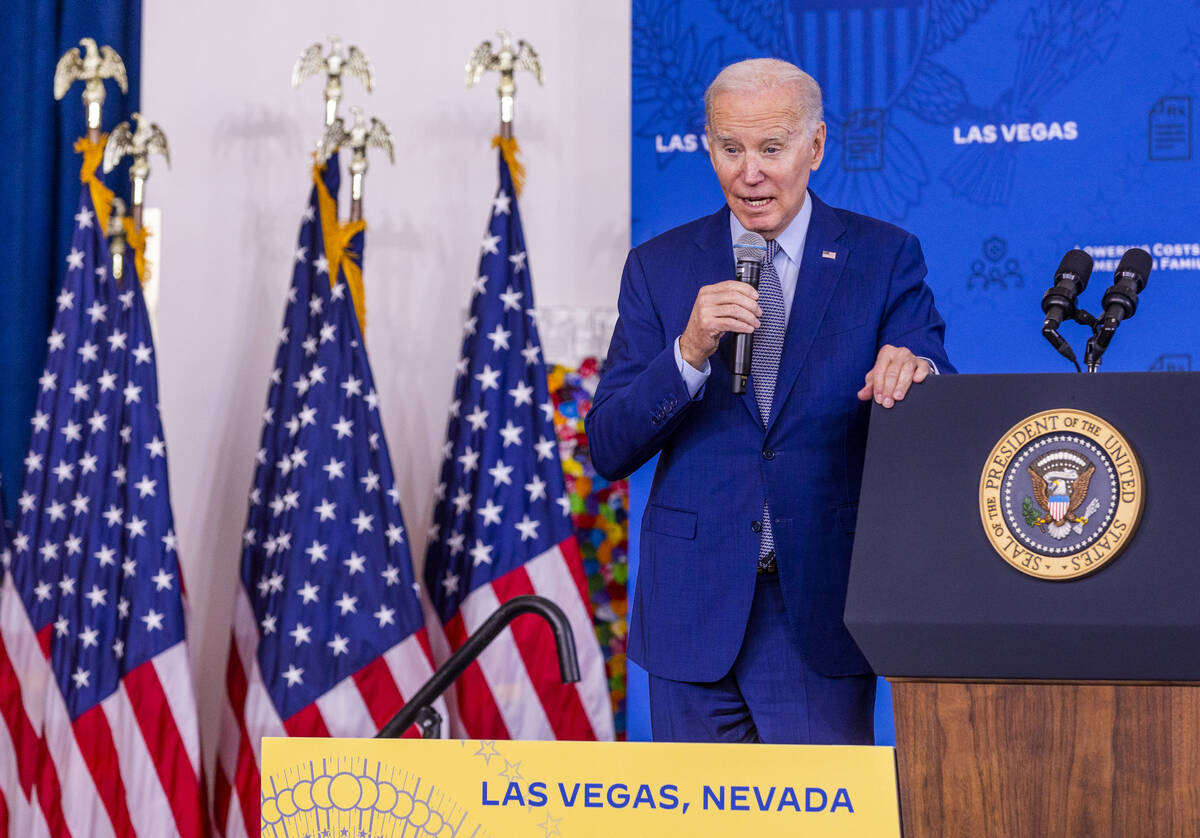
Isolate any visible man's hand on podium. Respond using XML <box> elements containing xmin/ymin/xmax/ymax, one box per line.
<box><xmin>857</xmin><ymin>344</ymin><xmax>932</xmax><ymax>409</ymax></box>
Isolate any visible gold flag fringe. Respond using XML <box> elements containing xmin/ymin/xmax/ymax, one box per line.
<box><xmin>492</xmin><ymin>135</ymin><xmax>526</xmax><ymax>197</ymax></box>
<box><xmin>312</xmin><ymin>160</ymin><xmax>369</xmax><ymax>337</ymax></box>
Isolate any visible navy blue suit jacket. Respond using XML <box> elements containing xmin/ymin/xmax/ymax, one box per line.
<box><xmin>586</xmin><ymin>193</ymin><xmax>953</xmax><ymax>683</ymax></box>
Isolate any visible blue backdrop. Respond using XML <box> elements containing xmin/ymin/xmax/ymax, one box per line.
<box><xmin>628</xmin><ymin>0</ymin><xmax>1200</xmax><ymax>742</ymax></box>
<box><xmin>0</xmin><ymin>1</ymin><xmax>141</xmax><ymax>520</ymax></box>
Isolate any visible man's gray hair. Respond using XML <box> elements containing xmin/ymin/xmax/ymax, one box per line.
<box><xmin>704</xmin><ymin>58</ymin><xmax>824</xmax><ymax>141</ymax></box>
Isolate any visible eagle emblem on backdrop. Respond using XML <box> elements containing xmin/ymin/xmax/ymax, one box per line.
<box><xmin>632</xmin><ymin>0</ymin><xmax>736</xmax><ymax>165</ymax></box>
<box><xmin>712</xmin><ymin>0</ymin><xmax>992</xmax><ymax>220</ymax></box>
<box><xmin>940</xmin><ymin>0</ymin><xmax>1123</xmax><ymax>206</ymax></box>
<box><xmin>635</xmin><ymin>0</ymin><xmax>1127</xmax><ymax>219</ymax></box>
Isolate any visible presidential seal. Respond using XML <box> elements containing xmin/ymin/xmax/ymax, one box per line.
<box><xmin>979</xmin><ymin>409</ymin><xmax>1144</xmax><ymax>580</ymax></box>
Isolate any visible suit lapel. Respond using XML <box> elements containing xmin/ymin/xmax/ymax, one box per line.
<box><xmin>766</xmin><ymin>194</ymin><xmax>848</xmax><ymax>432</ymax></box>
<box><xmin>694</xmin><ymin>208</ymin><xmax>763</xmax><ymax>425</ymax></box>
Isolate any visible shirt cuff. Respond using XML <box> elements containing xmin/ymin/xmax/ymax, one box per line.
<box><xmin>674</xmin><ymin>336</ymin><xmax>711</xmax><ymax>399</ymax></box>
<box><xmin>919</xmin><ymin>356</ymin><xmax>940</xmax><ymax>375</ymax></box>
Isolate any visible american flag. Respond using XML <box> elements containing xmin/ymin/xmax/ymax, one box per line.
<box><xmin>423</xmin><ymin>150</ymin><xmax>613</xmax><ymax>740</ymax></box>
<box><xmin>215</xmin><ymin>158</ymin><xmax>441</xmax><ymax>837</ymax></box>
<box><xmin>0</xmin><ymin>478</ymin><xmax>11</xmax><ymax>829</ymax></box>
<box><xmin>0</xmin><ymin>181</ymin><xmax>207</xmax><ymax>835</ymax></box>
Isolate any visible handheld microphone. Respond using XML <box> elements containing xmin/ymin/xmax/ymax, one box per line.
<box><xmin>1041</xmin><ymin>249</ymin><xmax>1093</xmax><ymax>370</ymax></box>
<box><xmin>731</xmin><ymin>232</ymin><xmax>767</xmax><ymax>394</ymax></box>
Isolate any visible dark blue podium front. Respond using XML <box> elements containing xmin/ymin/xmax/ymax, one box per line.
<box><xmin>844</xmin><ymin>372</ymin><xmax>1200</xmax><ymax>681</ymax></box>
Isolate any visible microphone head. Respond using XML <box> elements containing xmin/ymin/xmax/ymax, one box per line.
<box><xmin>733</xmin><ymin>231</ymin><xmax>768</xmax><ymax>263</ymax></box>
<box><xmin>1055</xmin><ymin>249</ymin><xmax>1094</xmax><ymax>292</ymax></box>
<box><xmin>1115</xmin><ymin>247</ymin><xmax>1152</xmax><ymax>291</ymax></box>
<box><xmin>1043</xmin><ymin>248</ymin><xmax>1093</xmax><ymax>316</ymax></box>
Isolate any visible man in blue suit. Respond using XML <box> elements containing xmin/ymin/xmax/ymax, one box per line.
<box><xmin>586</xmin><ymin>58</ymin><xmax>953</xmax><ymax>744</ymax></box>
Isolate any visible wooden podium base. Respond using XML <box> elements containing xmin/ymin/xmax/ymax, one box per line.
<box><xmin>891</xmin><ymin>680</ymin><xmax>1200</xmax><ymax>837</ymax></box>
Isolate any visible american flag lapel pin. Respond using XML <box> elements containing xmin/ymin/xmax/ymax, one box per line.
<box><xmin>822</xmin><ymin>250</ymin><xmax>837</xmax><ymax>259</ymax></box>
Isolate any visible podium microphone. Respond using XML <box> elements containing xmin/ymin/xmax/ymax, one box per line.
<box><xmin>1041</xmin><ymin>249</ymin><xmax>1093</xmax><ymax>371</ymax></box>
<box><xmin>731</xmin><ymin>231</ymin><xmax>767</xmax><ymax>394</ymax></box>
<box><xmin>1100</xmin><ymin>247</ymin><xmax>1152</xmax><ymax>331</ymax></box>
<box><xmin>1086</xmin><ymin>248</ymin><xmax>1152</xmax><ymax>370</ymax></box>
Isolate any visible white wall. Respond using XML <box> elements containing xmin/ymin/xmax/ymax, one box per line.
<box><xmin>141</xmin><ymin>0</ymin><xmax>629</xmax><ymax>783</ymax></box>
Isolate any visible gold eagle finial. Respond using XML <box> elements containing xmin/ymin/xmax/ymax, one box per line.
<box><xmin>465</xmin><ymin>31</ymin><xmax>543</xmax><ymax>137</ymax></box>
<box><xmin>293</xmin><ymin>35</ymin><xmax>374</xmax><ymax>127</ymax></box>
<box><xmin>54</xmin><ymin>38</ymin><xmax>129</xmax><ymax>138</ymax></box>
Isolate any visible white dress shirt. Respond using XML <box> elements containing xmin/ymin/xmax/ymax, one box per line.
<box><xmin>672</xmin><ymin>191</ymin><xmax>936</xmax><ymax>398</ymax></box>
<box><xmin>674</xmin><ymin>192</ymin><xmax>814</xmax><ymax>397</ymax></box>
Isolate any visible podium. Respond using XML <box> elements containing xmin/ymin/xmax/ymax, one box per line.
<box><xmin>844</xmin><ymin>372</ymin><xmax>1200</xmax><ymax>836</ymax></box>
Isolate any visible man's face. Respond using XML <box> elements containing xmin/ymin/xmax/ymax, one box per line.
<box><xmin>706</xmin><ymin>84</ymin><xmax>825</xmax><ymax>241</ymax></box>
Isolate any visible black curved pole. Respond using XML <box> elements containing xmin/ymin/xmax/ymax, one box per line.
<box><xmin>376</xmin><ymin>594</ymin><xmax>581</xmax><ymax>739</ymax></box>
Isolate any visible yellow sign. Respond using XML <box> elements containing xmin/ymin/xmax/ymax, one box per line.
<box><xmin>261</xmin><ymin>737</ymin><xmax>900</xmax><ymax>837</ymax></box>
<box><xmin>979</xmin><ymin>408</ymin><xmax>1145</xmax><ymax>580</ymax></box>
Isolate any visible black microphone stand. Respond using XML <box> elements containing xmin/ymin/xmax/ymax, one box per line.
<box><xmin>1042</xmin><ymin>248</ymin><xmax>1151</xmax><ymax>373</ymax></box>
<box><xmin>375</xmin><ymin>594</ymin><xmax>581</xmax><ymax>739</ymax></box>
<box><xmin>1083</xmin><ymin>314</ymin><xmax>1117</xmax><ymax>373</ymax></box>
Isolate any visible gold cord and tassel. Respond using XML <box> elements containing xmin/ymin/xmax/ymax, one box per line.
<box><xmin>492</xmin><ymin>135</ymin><xmax>526</xmax><ymax>197</ymax></box>
<box><xmin>75</xmin><ymin>135</ymin><xmax>150</xmax><ymax>286</ymax></box>
<box><xmin>75</xmin><ymin>136</ymin><xmax>115</xmax><ymax>231</ymax></box>
<box><xmin>313</xmin><ymin>161</ymin><xmax>368</xmax><ymax>336</ymax></box>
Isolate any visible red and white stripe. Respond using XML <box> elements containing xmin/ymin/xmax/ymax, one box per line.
<box><xmin>431</xmin><ymin>538</ymin><xmax>614</xmax><ymax>741</ymax></box>
<box><xmin>215</xmin><ymin>585</ymin><xmax>443</xmax><ymax>837</ymax></box>
<box><xmin>1049</xmin><ymin>499</ymin><xmax>1069</xmax><ymax>522</ymax></box>
<box><xmin>0</xmin><ymin>575</ymin><xmax>206</xmax><ymax>837</ymax></box>
<box><xmin>0</xmin><ymin>616</ymin><xmax>50</xmax><ymax>838</ymax></box>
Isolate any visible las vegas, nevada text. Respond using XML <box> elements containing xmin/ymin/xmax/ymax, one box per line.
<box><xmin>481</xmin><ymin>780</ymin><xmax>855</xmax><ymax>815</ymax></box>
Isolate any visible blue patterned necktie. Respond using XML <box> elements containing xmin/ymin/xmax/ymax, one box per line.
<box><xmin>752</xmin><ymin>239</ymin><xmax>785</xmax><ymax>569</ymax></box>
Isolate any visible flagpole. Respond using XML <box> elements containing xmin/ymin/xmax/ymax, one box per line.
<box><xmin>107</xmin><ymin>197</ymin><xmax>128</xmax><ymax>281</ymax></box>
